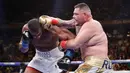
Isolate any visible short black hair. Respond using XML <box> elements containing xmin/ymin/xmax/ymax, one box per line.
<box><xmin>74</xmin><ymin>3</ymin><xmax>91</xmax><ymax>12</ymax></box>
<box><xmin>28</xmin><ymin>18</ymin><xmax>41</xmax><ymax>33</ymax></box>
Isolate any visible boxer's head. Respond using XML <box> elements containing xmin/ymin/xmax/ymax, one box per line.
<box><xmin>28</xmin><ymin>18</ymin><xmax>42</xmax><ymax>39</ymax></box>
<box><xmin>73</xmin><ymin>3</ymin><xmax>92</xmax><ymax>25</ymax></box>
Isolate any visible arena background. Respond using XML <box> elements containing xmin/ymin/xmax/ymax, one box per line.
<box><xmin>0</xmin><ymin>0</ymin><xmax>130</xmax><ymax>73</ymax></box>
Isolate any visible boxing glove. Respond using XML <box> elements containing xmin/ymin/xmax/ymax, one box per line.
<box><xmin>19</xmin><ymin>31</ymin><xmax>32</xmax><ymax>53</ymax></box>
<box><xmin>22</xmin><ymin>31</ymin><xmax>33</xmax><ymax>40</ymax></box>
<box><xmin>19</xmin><ymin>40</ymin><xmax>29</xmax><ymax>53</ymax></box>
<box><xmin>39</xmin><ymin>15</ymin><xmax>62</xmax><ymax>29</ymax></box>
<box><xmin>58</xmin><ymin>49</ymin><xmax>74</xmax><ymax>71</ymax></box>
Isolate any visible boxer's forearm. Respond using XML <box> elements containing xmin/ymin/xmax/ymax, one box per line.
<box><xmin>60</xmin><ymin>28</ymin><xmax>75</xmax><ymax>39</ymax></box>
<box><xmin>67</xmin><ymin>39</ymin><xmax>82</xmax><ymax>49</ymax></box>
<box><xmin>39</xmin><ymin>15</ymin><xmax>76</xmax><ymax>28</ymax></box>
<box><xmin>60</xmin><ymin>39</ymin><xmax>81</xmax><ymax>49</ymax></box>
<box><xmin>60</xmin><ymin>28</ymin><xmax>92</xmax><ymax>49</ymax></box>
<box><xmin>58</xmin><ymin>19</ymin><xmax>76</xmax><ymax>27</ymax></box>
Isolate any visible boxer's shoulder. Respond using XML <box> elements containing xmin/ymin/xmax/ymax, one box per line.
<box><xmin>91</xmin><ymin>19</ymin><xmax>101</xmax><ymax>26</ymax></box>
<box><xmin>84</xmin><ymin>19</ymin><xmax>101</xmax><ymax>28</ymax></box>
<box><xmin>22</xmin><ymin>24</ymin><xmax>29</xmax><ymax>32</ymax></box>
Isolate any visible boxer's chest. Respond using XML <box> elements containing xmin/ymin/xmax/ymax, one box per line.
<box><xmin>32</xmin><ymin>31</ymin><xmax>58</xmax><ymax>47</ymax></box>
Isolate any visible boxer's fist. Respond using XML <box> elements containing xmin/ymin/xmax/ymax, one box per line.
<box><xmin>19</xmin><ymin>31</ymin><xmax>32</xmax><ymax>53</ymax></box>
<box><xmin>39</xmin><ymin>15</ymin><xmax>52</xmax><ymax>25</ymax></box>
<box><xmin>39</xmin><ymin>15</ymin><xmax>53</xmax><ymax>30</ymax></box>
<box><xmin>58</xmin><ymin>49</ymin><xmax>74</xmax><ymax>71</ymax></box>
<box><xmin>58</xmin><ymin>56</ymin><xmax>71</xmax><ymax>71</ymax></box>
<box><xmin>44</xmin><ymin>23</ymin><xmax>52</xmax><ymax>30</ymax></box>
<box><xmin>39</xmin><ymin>15</ymin><xmax>60</xmax><ymax>25</ymax></box>
<box><xmin>22</xmin><ymin>31</ymin><xmax>33</xmax><ymax>41</ymax></box>
<box><xmin>58</xmin><ymin>40</ymin><xmax>67</xmax><ymax>51</ymax></box>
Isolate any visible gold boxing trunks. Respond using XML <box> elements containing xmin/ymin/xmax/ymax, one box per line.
<box><xmin>74</xmin><ymin>56</ymin><xmax>113</xmax><ymax>73</ymax></box>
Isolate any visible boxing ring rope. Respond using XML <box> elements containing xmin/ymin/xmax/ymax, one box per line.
<box><xmin>0</xmin><ymin>59</ymin><xmax>130</xmax><ymax>66</ymax></box>
<box><xmin>1</xmin><ymin>60</ymin><xmax>130</xmax><ymax>73</ymax></box>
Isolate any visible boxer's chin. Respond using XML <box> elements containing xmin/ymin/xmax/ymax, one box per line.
<box><xmin>74</xmin><ymin>19</ymin><xmax>80</xmax><ymax>26</ymax></box>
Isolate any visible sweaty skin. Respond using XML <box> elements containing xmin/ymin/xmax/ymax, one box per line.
<box><xmin>38</xmin><ymin>3</ymin><xmax>111</xmax><ymax>73</ymax></box>
<box><xmin>62</xmin><ymin>19</ymin><xmax>108</xmax><ymax>60</ymax></box>
<box><xmin>76</xmin><ymin>19</ymin><xmax>108</xmax><ymax>60</ymax></box>
<box><xmin>57</xmin><ymin>7</ymin><xmax>108</xmax><ymax>60</ymax></box>
<box><xmin>21</xmin><ymin>24</ymin><xmax>75</xmax><ymax>52</ymax></box>
<box><xmin>40</xmin><ymin>16</ymin><xmax>108</xmax><ymax>60</ymax></box>
<box><xmin>20</xmin><ymin>23</ymin><xmax>75</xmax><ymax>73</ymax></box>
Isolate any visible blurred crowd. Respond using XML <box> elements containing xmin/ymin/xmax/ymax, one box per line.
<box><xmin>107</xmin><ymin>31</ymin><xmax>130</xmax><ymax>70</ymax></box>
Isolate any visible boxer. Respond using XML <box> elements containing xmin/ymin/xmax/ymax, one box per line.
<box><xmin>19</xmin><ymin>18</ymin><xmax>75</xmax><ymax>73</ymax></box>
<box><xmin>39</xmin><ymin>3</ymin><xmax>113</xmax><ymax>73</ymax></box>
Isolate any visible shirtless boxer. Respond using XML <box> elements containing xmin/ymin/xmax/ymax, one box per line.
<box><xmin>39</xmin><ymin>3</ymin><xmax>113</xmax><ymax>73</ymax></box>
<box><xmin>19</xmin><ymin>18</ymin><xmax>75</xmax><ymax>73</ymax></box>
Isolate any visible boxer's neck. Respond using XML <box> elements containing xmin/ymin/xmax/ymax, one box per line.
<box><xmin>75</xmin><ymin>26</ymin><xmax>81</xmax><ymax>34</ymax></box>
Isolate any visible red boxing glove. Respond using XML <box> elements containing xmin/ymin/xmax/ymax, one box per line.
<box><xmin>60</xmin><ymin>40</ymin><xmax>67</xmax><ymax>50</ymax></box>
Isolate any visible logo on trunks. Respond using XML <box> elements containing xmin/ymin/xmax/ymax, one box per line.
<box><xmin>102</xmin><ymin>60</ymin><xmax>112</xmax><ymax>69</ymax></box>
<box><xmin>38</xmin><ymin>52</ymin><xmax>51</xmax><ymax>58</ymax></box>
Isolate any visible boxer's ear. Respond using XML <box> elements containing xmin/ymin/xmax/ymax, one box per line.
<box><xmin>83</xmin><ymin>12</ymin><xmax>87</xmax><ymax>16</ymax></box>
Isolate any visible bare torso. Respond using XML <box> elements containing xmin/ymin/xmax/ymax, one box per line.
<box><xmin>79</xmin><ymin>19</ymin><xmax>108</xmax><ymax>60</ymax></box>
<box><xmin>32</xmin><ymin>29</ymin><xmax>58</xmax><ymax>51</ymax></box>
<box><xmin>23</xmin><ymin>24</ymin><xmax>75</xmax><ymax>52</ymax></box>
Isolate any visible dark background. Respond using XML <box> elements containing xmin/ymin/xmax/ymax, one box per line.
<box><xmin>0</xmin><ymin>0</ymin><xmax>130</xmax><ymax>72</ymax></box>
<box><xmin>1</xmin><ymin>0</ymin><xmax>130</xmax><ymax>23</ymax></box>
<box><xmin>0</xmin><ymin>0</ymin><xmax>129</xmax><ymax>37</ymax></box>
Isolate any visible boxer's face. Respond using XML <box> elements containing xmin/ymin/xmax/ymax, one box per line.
<box><xmin>30</xmin><ymin>28</ymin><xmax>42</xmax><ymax>39</ymax></box>
<box><xmin>73</xmin><ymin>8</ymin><xmax>86</xmax><ymax>25</ymax></box>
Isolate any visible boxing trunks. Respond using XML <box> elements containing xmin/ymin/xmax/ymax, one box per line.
<box><xmin>74</xmin><ymin>56</ymin><xmax>113</xmax><ymax>73</ymax></box>
<box><xmin>27</xmin><ymin>47</ymin><xmax>64</xmax><ymax>73</ymax></box>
